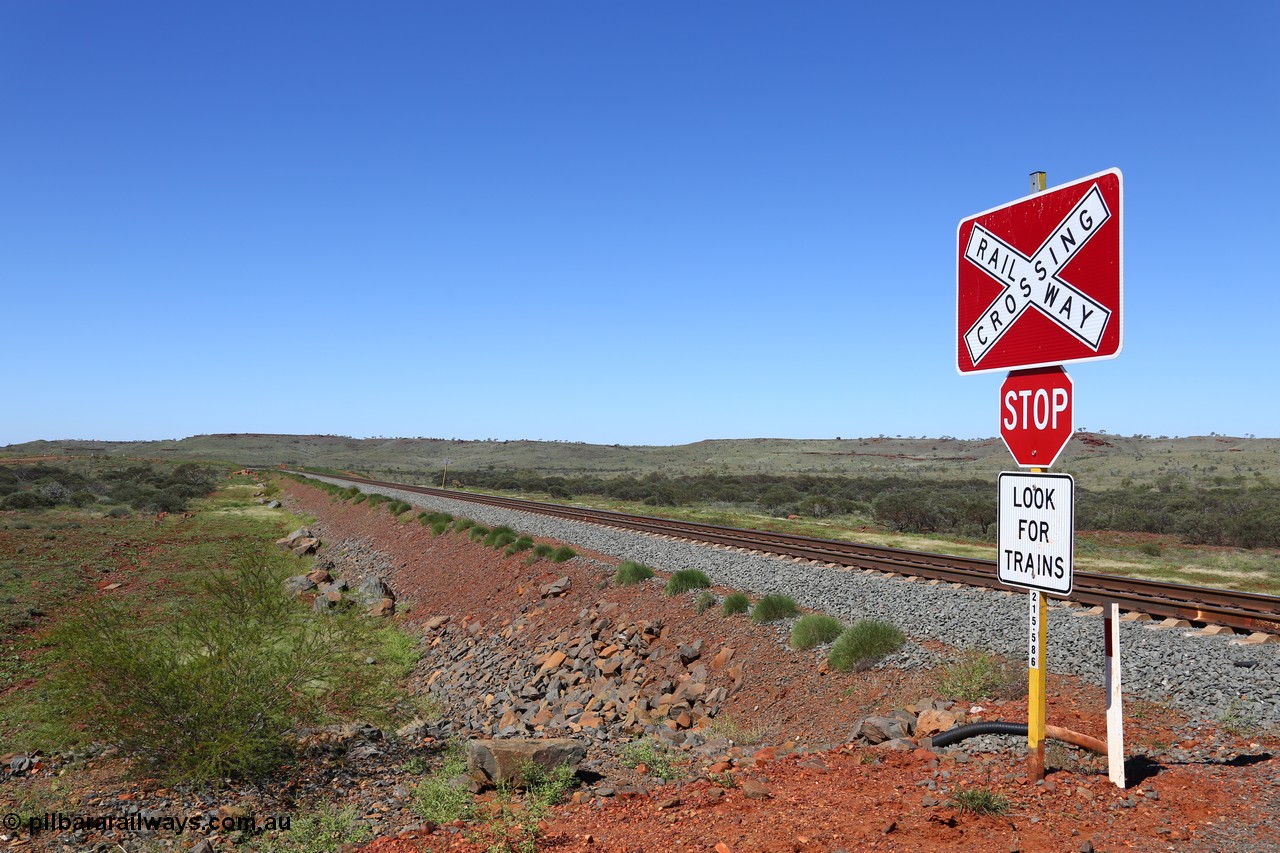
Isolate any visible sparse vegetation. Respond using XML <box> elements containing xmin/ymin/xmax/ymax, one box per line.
<box><xmin>706</xmin><ymin>713</ymin><xmax>767</xmax><ymax>745</ymax></box>
<box><xmin>524</xmin><ymin>543</ymin><xmax>556</xmax><ymax>566</ymax></box>
<box><xmin>1219</xmin><ymin>698</ymin><xmax>1258</xmax><ymax>736</ymax></box>
<box><xmin>621</xmin><ymin>736</ymin><xmax>685</xmax><ymax>781</ymax></box>
<box><xmin>790</xmin><ymin>613</ymin><xmax>843</xmax><ymax>650</ymax></box>
<box><xmin>252</xmin><ymin>804</ymin><xmax>371</xmax><ymax>853</ymax></box>
<box><xmin>665</xmin><ymin>568</ymin><xmax>712</xmax><ymax>595</ymax></box>
<box><xmin>614</xmin><ymin>560</ymin><xmax>656</xmax><ymax>585</ymax></box>
<box><xmin>937</xmin><ymin>649</ymin><xmax>1023</xmax><ymax>701</ymax></box>
<box><xmin>413</xmin><ymin>741</ymin><xmax>474</xmax><ymax>824</ymax></box>
<box><xmin>721</xmin><ymin>591</ymin><xmax>750</xmax><ymax>616</ymax></box>
<box><xmin>827</xmin><ymin>619</ymin><xmax>905</xmax><ymax>672</ymax></box>
<box><xmin>951</xmin><ymin>786</ymin><xmax>1010</xmax><ymax>816</ymax></box>
<box><xmin>695</xmin><ymin>590</ymin><xmax>718</xmax><ymax>614</ymax></box>
<box><xmin>751</xmin><ymin>594</ymin><xmax>800</xmax><ymax>623</ymax></box>
<box><xmin>550</xmin><ymin>545</ymin><xmax>577</xmax><ymax>563</ymax></box>
<box><xmin>504</xmin><ymin>535</ymin><xmax>536</xmax><ymax>556</ymax></box>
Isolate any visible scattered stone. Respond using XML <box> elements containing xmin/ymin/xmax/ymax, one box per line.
<box><xmin>466</xmin><ymin>738</ymin><xmax>586</xmax><ymax>789</ymax></box>
<box><xmin>740</xmin><ymin>777</ymin><xmax>772</xmax><ymax>799</ymax></box>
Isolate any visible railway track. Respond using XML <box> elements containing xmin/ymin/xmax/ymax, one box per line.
<box><xmin>291</xmin><ymin>471</ymin><xmax>1280</xmax><ymax>636</ymax></box>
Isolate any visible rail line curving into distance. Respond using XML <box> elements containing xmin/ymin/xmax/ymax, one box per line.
<box><xmin>287</xmin><ymin>471</ymin><xmax>1280</xmax><ymax>636</ymax></box>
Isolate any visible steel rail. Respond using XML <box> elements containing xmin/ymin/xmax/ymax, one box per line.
<box><xmin>290</xmin><ymin>471</ymin><xmax>1280</xmax><ymax>634</ymax></box>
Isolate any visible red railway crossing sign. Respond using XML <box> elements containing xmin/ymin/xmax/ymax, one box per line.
<box><xmin>957</xmin><ymin>169</ymin><xmax>1123</xmax><ymax>374</ymax></box>
<box><xmin>1000</xmin><ymin>366</ymin><xmax>1073</xmax><ymax>468</ymax></box>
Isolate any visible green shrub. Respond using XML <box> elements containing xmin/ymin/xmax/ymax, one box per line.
<box><xmin>614</xmin><ymin>561</ymin><xmax>656</xmax><ymax>585</ymax></box>
<box><xmin>550</xmin><ymin>545</ymin><xmax>577</xmax><ymax>563</ymax></box>
<box><xmin>413</xmin><ymin>741</ymin><xmax>474</xmax><ymax>824</ymax></box>
<box><xmin>721</xmin><ymin>591</ymin><xmax>750</xmax><ymax>616</ymax></box>
<box><xmin>482</xmin><ymin>525</ymin><xmax>517</xmax><ymax>547</ymax></box>
<box><xmin>387</xmin><ymin>500</ymin><xmax>413</xmax><ymax>517</ymax></box>
<box><xmin>453</xmin><ymin>518</ymin><xmax>476</xmax><ymax>532</ymax></box>
<box><xmin>504</xmin><ymin>535</ymin><xmax>535</xmax><ymax>557</ymax></box>
<box><xmin>827</xmin><ymin>619</ymin><xmax>905</xmax><ymax>672</ymax></box>
<box><xmin>937</xmin><ymin>649</ymin><xmax>1022</xmax><ymax>701</ymax></box>
<box><xmin>468</xmin><ymin>525</ymin><xmax>490</xmax><ymax>542</ymax></box>
<box><xmin>351</xmin><ymin>492</ymin><xmax>368</xmax><ymax>504</ymax></box>
<box><xmin>43</xmin><ymin>548</ymin><xmax>402</xmax><ymax>783</ymax></box>
<box><xmin>620</xmin><ymin>736</ymin><xmax>685</xmax><ymax>781</ymax></box>
<box><xmin>523</xmin><ymin>543</ymin><xmax>556</xmax><ymax>566</ymax></box>
<box><xmin>665</xmin><ymin>569</ymin><xmax>712</xmax><ymax>595</ymax></box>
<box><xmin>790</xmin><ymin>614</ymin><xmax>843</xmax><ymax>650</ymax></box>
<box><xmin>951</xmin><ymin>787</ymin><xmax>1009</xmax><ymax>816</ymax></box>
<box><xmin>365</xmin><ymin>494</ymin><xmax>389</xmax><ymax>508</ymax></box>
<box><xmin>105</xmin><ymin>506</ymin><xmax>131</xmax><ymax>519</ymax></box>
<box><xmin>253</xmin><ymin>804</ymin><xmax>371</xmax><ymax>853</ymax></box>
<box><xmin>484</xmin><ymin>526</ymin><xmax>519</xmax><ymax>550</ymax></box>
<box><xmin>750</xmin><ymin>594</ymin><xmax>800</xmax><ymax>623</ymax></box>
<box><xmin>695</xmin><ymin>590</ymin><xmax>717</xmax><ymax>614</ymax></box>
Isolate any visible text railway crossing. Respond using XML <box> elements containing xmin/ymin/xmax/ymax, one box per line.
<box><xmin>963</xmin><ymin>183</ymin><xmax>1113</xmax><ymax>366</ymax></box>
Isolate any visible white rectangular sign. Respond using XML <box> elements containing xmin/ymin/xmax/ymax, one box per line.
<box><xmin>998</xmin><ymin>472</ymin><xmax>1074</xmax><ymax>595</ymax></box>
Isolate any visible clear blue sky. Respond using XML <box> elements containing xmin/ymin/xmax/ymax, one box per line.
<box><xmin>3</xmin><ymin>2</ymin><xmax>1276</xmax><ymax>447</ymax></box>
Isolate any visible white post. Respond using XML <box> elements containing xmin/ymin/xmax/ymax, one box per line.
<box><xmin>1104</xmin><ymin>601</ymin><xmax>1126</xmax><ymax>787</ymax></box>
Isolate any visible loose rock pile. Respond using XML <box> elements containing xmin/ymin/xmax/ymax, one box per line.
<box><xmin>415</xmin><ymin>601</ymin><xmax>743</xmax><ymax>748</ymax></box>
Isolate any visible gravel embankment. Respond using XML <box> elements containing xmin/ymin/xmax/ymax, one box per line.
<box><xmin>308</xmin><ymin>476</ymin><xmax>1280</xmax><ymax>731</ymax></box>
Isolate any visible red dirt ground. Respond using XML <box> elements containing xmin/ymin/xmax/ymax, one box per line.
<box><xmin>286</xmin><ymin>480</ymin><xmax>1280</xmax><ymax>853</ymax></box>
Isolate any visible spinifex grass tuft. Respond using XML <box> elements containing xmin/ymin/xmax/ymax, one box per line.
<box><xmin>750</xmin><ymin>594</ymin><xmax>799</xmax><ymax>623</ymax></box>
<box><xmin>615</xmin><ymin>561</ymin><xmax>656</xmax><ymax>585</ymax></box>
<box><xmin>721</xmin><ymin>591</ymin><xmax>750</xmax><ymax>616</ymax></box>
<box><xmin>827</xmin><ymin>619</ymin><xmax>905</xmax><ymax>672</ymax></box>
<box><xmin>664</xmin><ymin>569</ymin><xmax>712</xmax><ymax>595</ymax></box>
<box><xmin>790</xmin><ymin>613</ymin><xmax>843</xmax><ymax>650</ymax></box>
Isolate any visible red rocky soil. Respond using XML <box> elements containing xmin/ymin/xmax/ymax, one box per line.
<box><xmin>6</xmin><ymin>479</ymin><xmax>1274</xmax><ymax>853</ymax></box>
<box><xmin>281</xmin><ymin>481</ymin><xmax>1280</xmax><ymax>853</ymax></box>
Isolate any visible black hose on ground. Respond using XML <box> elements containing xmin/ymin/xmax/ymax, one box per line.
<box><xmin>928</xmin><ymin>721</ymin><xmax>1027</xmax><ymax>748</ymax></box>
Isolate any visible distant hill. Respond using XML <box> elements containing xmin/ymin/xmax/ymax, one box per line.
<box><xmin>4</xmin><ymin>432</ymin><xmax>1278</xmax><ymax>491</ymax></box>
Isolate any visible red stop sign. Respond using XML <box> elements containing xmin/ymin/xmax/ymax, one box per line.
<box><xmin>1000</xmin><ymin>367</ymin><xmax>1073</xmax><ymax>467</ymax></box>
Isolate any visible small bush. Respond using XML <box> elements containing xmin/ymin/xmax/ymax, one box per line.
<box><xmin>790</xmin><ymin>613</ymin><xmax>844</xmax><ymax>650</ymax></box>
<box><xmin>351</xmin><ymin>492</ymin><xmax>368</xmax><ymax>504</ymax></box>
<box><xmin>453</xmin><ymin>518</ymin><xmax>476</xmax><ymax>532</ymax></box>
<box><xmin>504</xmin><ymin>535</ymin><xmax>535</xmax><ymax>557</ymax></box>
<box><xmin>387</xmin><ymin>500</ymin><xmax>412</xmax><ymax>517</ymax></box>
<box><xmin>524</xmin><ymin>543</ymin><xmax>556</xmax><ymax>566</ymax></box>
<box><xmin>751</xmin><ymin>594</ymin><xmax>800</xmax><ymax>623</ymax></box>
<box><xmin>484</xmin><ymin>527</ymin><xmax>518</xmax><ymax>550</ymax></box>
<box><xmin>1138</xmin><ymin>542</ymin><xmax>1162</xmax><ymax>557</ymax></box>
<box><xmin>44</xmin><ymin>548</ymin><xmax>401</xmax><ymax>782</ymax></box>
<box><xmin>550</xmin><ymin>545</ymin><xmax>577</xmax><ymax>563</ymax></box>
<box><xmin>413</xmin><ymin>741</ymin><xmax>474</xmax><ymax>824</ymax></box>
<box><xmin>721</xmin><ymin>591</ymin><xmax>750</xmax><ymax>616</ymax></box>
<box><xmin>827</xmin><ymin>619</ymin><xmax>905</xmax><ymax>672</ymax></box>
<box><xmin>254</xmin><ymin>804</ymin><xmax>371</xmax><ymax>853</ymax></box>
<box><xmin>615</xmin><ymin>561</ymin><xmax>656</xmax><ymax>585</ymax></box>
<box><xmin>937</xmin><ymin>649</ymin><xmax>1022</xmax><ymax>701</ymax></box>
<box><xmin>951</xmin><ymin>787</ymin><xmax>1009</xmax><ymax>816</ymax></box>
<box><xmin>621</xmin><ymin>736</ymin><xmax>685</xmax><ymax>781</ymax></box>
<box><xmin>105</xmin><ymin>506</ymin><xmax>132</xmax><ymax>519</ymax></box>
<box><xmin>365</xmin><ymin>494</ymin><xmax>389</xmax><ymax>508</ymax></box>
<box><xmin>665</xmin><ymin>569</ymin><xmax>712</xmax><ymax>595</ymax></box>
<box><xmin>695</xmin><ymin>591</ymin><xmax>717</xmax><ymax>614</ymax></box>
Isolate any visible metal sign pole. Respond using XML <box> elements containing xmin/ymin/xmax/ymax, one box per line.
<box><xmin>1025</xmin><ymin>169</ymin><xmax>1049</xmax><ymax>783</ymax></box>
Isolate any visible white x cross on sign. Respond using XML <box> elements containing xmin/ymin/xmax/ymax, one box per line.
<box><xmin>962</xmin><ymin>184</ymin><xmax>1114</xmax><ymax>366</ymax></box>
